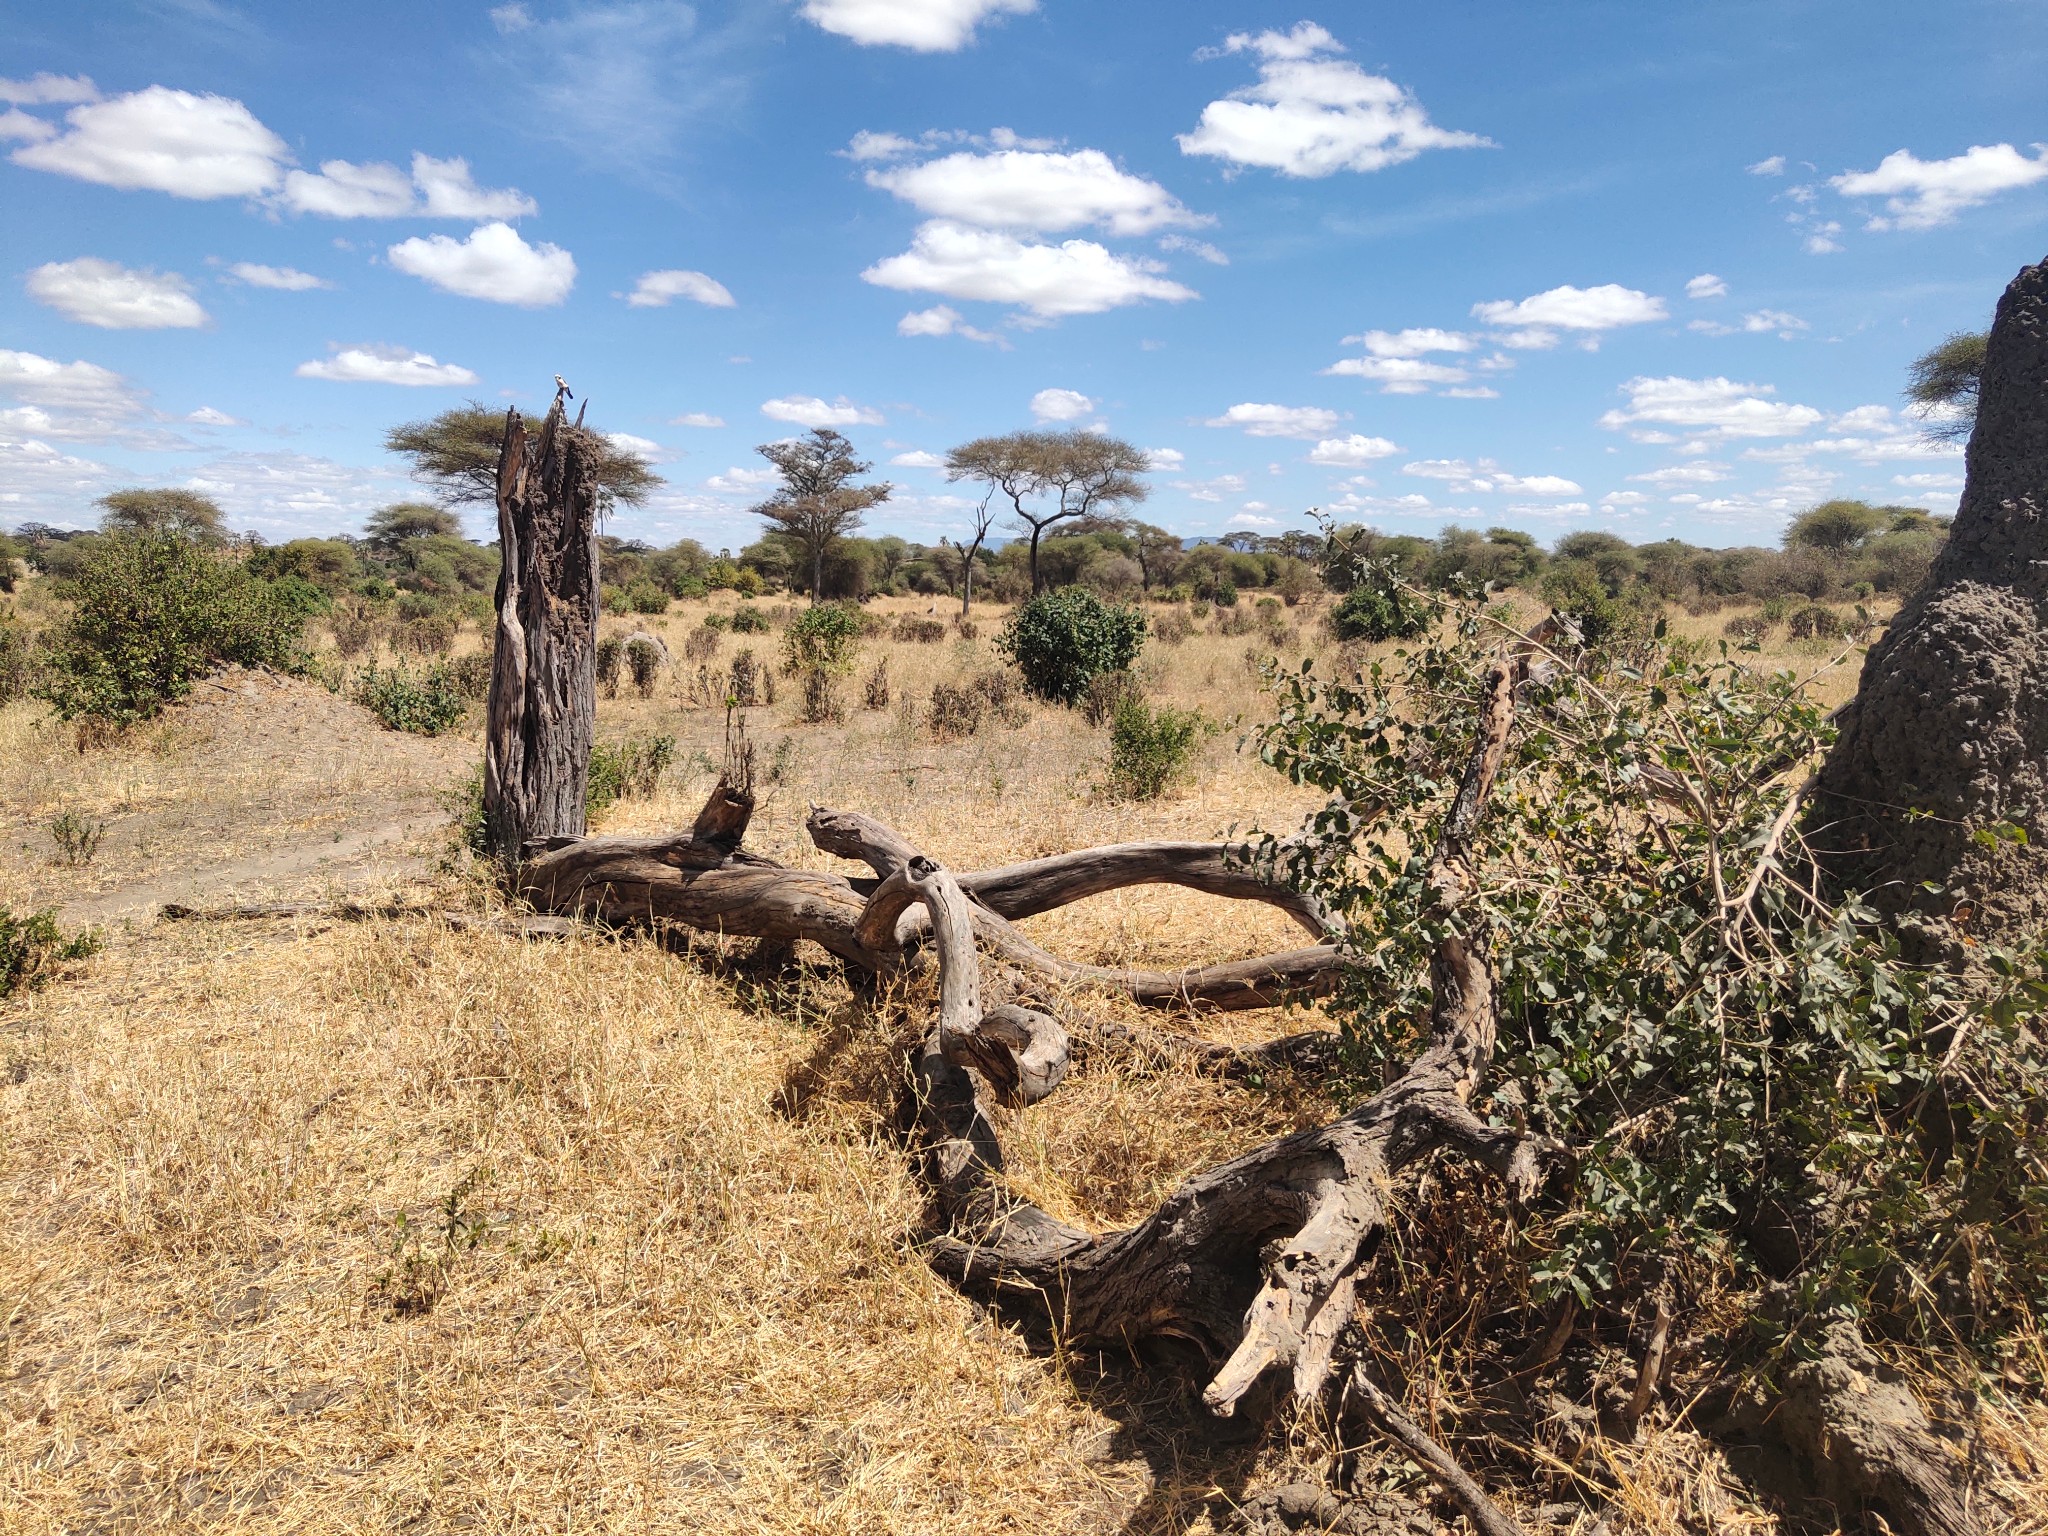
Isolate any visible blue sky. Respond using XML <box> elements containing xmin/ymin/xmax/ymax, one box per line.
<box><xmin>3</xmin><ymin>1</ymin><xmax>2044</xmax><ymax>552</ymax></box>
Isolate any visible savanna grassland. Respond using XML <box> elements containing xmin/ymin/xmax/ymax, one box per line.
<box><xmin>3</xmin><ymin>584</ymin><xmax>2042</xmax><ymax>1536</ymax></box>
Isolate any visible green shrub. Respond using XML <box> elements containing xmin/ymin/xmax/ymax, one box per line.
<box><xmin>1254</xmin><ymin>602</ymin><xmax>2048</xmax><ymax>1342</ymax></box>
<box><xmin>627</xmin><ymin>582</ymin><xmax>669</xmax><ymax>615</ymax></box>
<box><xmin>1213</xmin><ymin>580</ymin><xmax>1239</xmax><ymax>608</ymax></box>
<box><xmin>730</xmin><ymin>604</ymin><xmax>771</xmax><ymax>634</ymax></box>
<box><xmin>997</xmin><ymin>587</ymin><xmax>1146</xmax><ymax>706</ymax></box>
<box><xmin>782</xmin><ymin>602</ymin><xmax>863</xmax><ymax>678</ymax></box>
<box><xmin>1107</xmin><ymin>696</ymin><xmax>1210</xmax><ymax>801</ymax></box>
<box><xmin>355</xmin><ymin>660</ymin><xmax>466</xmax><ymax>735</ymax></box>
<box><xmin>1538</xmin><ymin>559</ymin><xmax>1659</xmax><ymax>648</ymax></box>
<box><xmin>587</xmin><ymin>733</ymin><xmax>676</xmax><ymax>817</ymax></box>
<box><xmin>596</xmin><ymin>636</ymin><xmax>622</xmax><ymax>696</ymax></box>
<box><xmin>1330</xmin><ymin>569</ymin><xmax>1429</xmax><ymax>643</ymax></box>
<box><xmin>0</xmin><ymin>904</ymin><xmax>98</xmax><ymax>998</ymax></box>
<box><xmin>37</xmin><ymin>532</ymin><xmax>309</xmax><ymax>727</ymax></box>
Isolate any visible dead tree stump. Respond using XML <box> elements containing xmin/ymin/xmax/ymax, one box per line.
<box><xmin>483</xmin><ymin>400</ymin><xmax>603</xmax><ymax>862</ymax></box>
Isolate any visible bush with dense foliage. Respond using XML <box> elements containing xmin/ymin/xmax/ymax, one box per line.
<box><xmin>1254</xmin><ymin>592</ymin><xmax>2048</xmax><ymax>1348</ymax></box>
<box><xmin>37</xmin><ymin>533</ymin><xmax>309</xmax><ymax>727</ymax></box>
<box><xmin>1328</xmin><ymin>563</ymin><xmax>1429</xmax><ymax>643</ymax></box>
<box><xmin>1106</xmin><ymin>696</ymin><xmax>1210</xmax><ymax>801</ymax></box>
<box><xmin>354</xmin><ymin>660</ymin><xmax>466</xmax><ymax>735</ymax></box>
<box><xmin>997</xmin><ymin>587</ymin><xmax>1146</xmax><ymax>706</ymax></box>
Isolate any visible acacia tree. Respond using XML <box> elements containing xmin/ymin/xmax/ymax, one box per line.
<box><xmin>1906</xmin><ymin>329</ymin><xmax>1987</xmax><ymax>442</ymax></box>
<box><xmin>97</xmin><ymin>489</ymin><xmax>227</xmax><ymax>542</ymax></box>
<box><xmin>363</xmin><ymin>502</ymin><xmax>464</xmax><ymax>556</ymax></box>
<box><xmin>1124</xmin><ymin>519</ymin><xmax>1184</xmax><ymax>591</ymax></box>
<box><xmin>385</xmin><ymin>400</ymin><xmax>660</xmax><ymax>514</ymax></box>
<box><xmin>750</xmin><ymin>428</ymin><xmax>892</xmax><ymax>604</ymax></box>
<box><xmin>946</xmin><ymin>430</ymin><xmax>1149</xmax><ymax>594</ymax></box>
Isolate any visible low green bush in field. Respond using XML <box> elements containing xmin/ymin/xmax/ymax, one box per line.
<box><xmin>587</xmin><ymin>734</ymin><xmax>677</xmax><ymax>816</ymax></box>
<box><xmin>0</xmin><ymin>904</ymin><xmax>98</xmax><ymax>998</ymax></box>
<box><xmin>998</xmin><ymin>587</ymin><xmax>1146</xmax><ymax>706</ymax></box>
<box><xmin>355</xmin><ymin>661</ymin><xmax>466</xmax><ymax>735</ymax></box>
<box><xmin>1107</xmin><ymin>695</ymin><xmax>1210</xmax><ymax>801</ymax></box>
<box><xmin>38</xmin><ymin>532</ymin><xmax>309</xmax><ymax>727</ymax></box>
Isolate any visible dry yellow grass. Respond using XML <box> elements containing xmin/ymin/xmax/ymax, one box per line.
<box><xmin>4</xmin><ymin>587</ymin><xmax>2041</xmax><ymax>1534</ymax></box>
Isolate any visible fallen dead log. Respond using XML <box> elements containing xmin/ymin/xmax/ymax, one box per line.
<box><xmin>511</xmin><ymin>783</ymin><xmax>1348</xmax><ymax>1011</ymax></box>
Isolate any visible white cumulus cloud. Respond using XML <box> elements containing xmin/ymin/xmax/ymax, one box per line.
<box><xmin>0</xmin><ymin>73</ymin><xmax>98</xmax><ymax>105</ymax></box>
<box><xmin>1688</xmin><ymin>309</ymin><xmax>1809</xmax><ymax>339</ymax></box>
<box><xmin>1685</xmin><ymin>273</ymin><xmax>1728</xmax><ymax>300</ymax></box>
<box><xmin>605</xmin><ymin>431</ymin><xmax>668</xmax><ymax>460</ymax></box>
<box><xmin>1030</xmin><ymin>387</ymin><xmax>1094</xmax><ymax>422</ymax></box>
<box><xmin>1348</xmin><ymin>326</ymin><xmax>1474</xmax><ymax>357</ymax></box>
<box><xmin>861</xmin><ymin>219</ymin><xmax>1197</xmax><ymax>318</ymax></box>
<box><xmin>1470</xmin><ymin>283</ymin><xmax>1667</xmax><ymax>347</ymax></box>
<box><xmin>282</xmin><ymin>158</ymin><xmax>415</xmax><ymax>217</ymax></box>
<box><xmin>1497</xmin><ymin>473</ymin><xmax>1581</xmax><ymax>496</ymax></box>
<box><xmin>624</xmin><ymin>269</ymin><xmax>736</xmax><ymax>308</ymax></box>
<box><xmin>1747</xmin><ymin>155</ymin><xmax>1786</xmax><ymax>176</ymax></box>
<box><xmin>891</xmin><ymin>450</ymin><xmax>946</xmax><ymax>467</ymax></box>
<box><xmin>1143</xmin><ymin>447</ymin><xmax>1184</xmax><ymax>471</ymax></box>
<box><xmin>670</xmin><ymin>412</ymin><xmax>726</xmax><ymax>427</ymax></box>
<box><xmin>411</xmin><ymin>154</ymin><xmax>536</xmax><ymax>218</ymax></box>
<box><xmin>228</xmin><ymin>262</ymin><xmax>331</xmax><ymax>290</ymax></box>
<box><xmin>27</xmin><ymin>257</ymin><xmax>208</xmax><ymax>329</ymax></box>
<box><xmin>0</xmin><ymin>348</ymin><xmax>162</xmax><ymax>447</ymax></box>
<box><xmin>1324</xmin><ymin>355</ymin><xmax>1470</xmax><ymax>394</ymax></box>
<box><xmin>896</xmin><ymin>304</ymin><xmax>1006</xmax><ymax>345</ymax></box>
<box><xmin>294</xmin><ymin>344</ymin><xmax>478</xmax><ymax>387</ymax></box>
<box><xmin>1308</xmin><ymin>433</ymin><xmax>1399</xmax><ymax>465</ymax></box>
<box><xmin>1832</xmin><ymin>143</ymin><xmax>2048</xmax><ymax>230</ymax></box>
<box><xmin>13</xmin><ymin>85</ymin><xmax>289</xmax><ymax>198</ymax></box>
<box><xmin>761</xmin><ymin>395</ymin><xmax>885</xmax><ymax>428</ymax></box>
<box><xmin>867</xmin><ymin>146</ymin><xmax>1202</xmax><ymax>236</ymax></box>
<box><xmin>1599</xmin><ymin>376</ymin><xmax>1822</xmax><ymax>439</ymax></box>
<box><xmin>285</xmin><ymin>153</ymin><xmax>534</xmax><ymax>218</ymax></box>
<box><xmin>1628</xmin><ymin>460</ymin><xmax>1729</xmax><ymax>485</ymax></box>
<box><xmin>1178</xmin><ymin>22</ymin><xmax>1487</xmax><ymax>178</ymax></box>
<box><xmin>1206</xmin><ymin>402</ymin><xmax>1342</xmax><ymax>439</ymax></box>
<box><xmin>387</xmin><ymin>222</ymin><xmax>575</xmax><ymax>306</ymax></box>
<box><xmin>801</xmin><ymin>0</ymin><xmax>1034</xmax><ymax>51</ymax></box>
<box><xmin>0</xmin><ymin>108</ymin><xmax>55</xmax><ymax>143</ymax></box>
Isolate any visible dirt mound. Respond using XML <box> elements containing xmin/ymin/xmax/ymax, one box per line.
<box><xmin>5</xmin><ymin>667</ymin><xmax>476</xmax><ymax>924</ymax></box>
<box><xmin>1815</xmin><ymin>251</ymin><xmax>2048</xmax><ymax>945</ymax></box>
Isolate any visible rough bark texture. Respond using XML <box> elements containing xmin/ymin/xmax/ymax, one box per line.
<box><xmin>483</xmin><ymin>401</ymin><xmax>604</xmax><ymax>862</ymax></box>
<box><xmin>1815</xmin><ymin>252</ymin><xmax>2048</xmax><ymax>942</ymax></box>
<box><xmin>1778</xmin><ymin>1325</ymin><xmax>1985</xmax><ymax>1536</ymax></box>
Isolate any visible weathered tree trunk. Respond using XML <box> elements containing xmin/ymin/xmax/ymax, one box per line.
<box><xmin>1814</xmin><ymin>252</ymin><xmax>2048</xmax><ymax>946</ymax></box>
<box><xmin>483</xmin><ymin>401</ymin><xmax>603</xmax><ymax>862</ymax></box>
